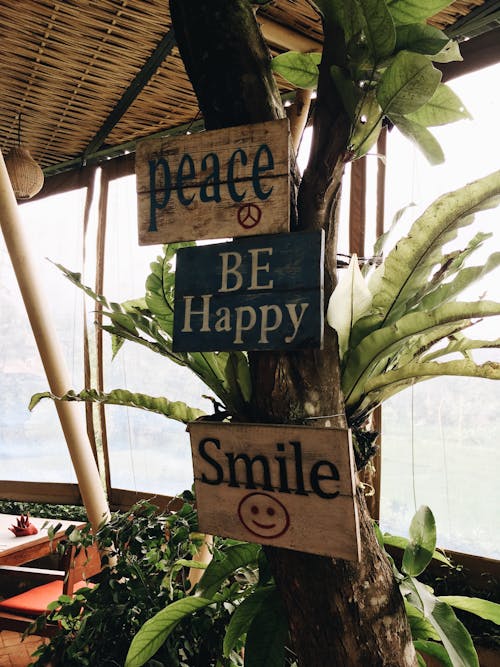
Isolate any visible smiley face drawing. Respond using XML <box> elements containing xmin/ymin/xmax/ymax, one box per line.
<box><xmin>237</xmin><ymin>492</ymin><xmax>290</xmax><ymax>539</ymax></box>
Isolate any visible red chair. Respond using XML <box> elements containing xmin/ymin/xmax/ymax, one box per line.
<box><xmin>0</xmin><ymin>543</ymin><xmax>100</xmax><ymax>636</ymax></box>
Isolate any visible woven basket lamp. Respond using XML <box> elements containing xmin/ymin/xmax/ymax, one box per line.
<box><xmin>4</xmin><ymin>145</ymin><xmax>44</xmax><ymax>200</ymax></box>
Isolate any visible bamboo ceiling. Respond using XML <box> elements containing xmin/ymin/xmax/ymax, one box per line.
<box><xmin>0</xmin><ymin>0</ymin><xmax>497</xmax><ymax>176</ymax></box>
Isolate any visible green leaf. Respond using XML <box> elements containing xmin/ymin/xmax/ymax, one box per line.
<box><xmin>438</xmin><ymin>597</ymin><xmax>500</xmax><ymax>625</ymax></box>
<box><xmin>383</xmin><ymin>534</ymin><xmax>451</xmax><ymax>566</ymax></box>
<box><xmin>432</xmin><ymin>40</ymin><xmax>463</xmax><ymax>63</ymax></box>
<box><xmin>405</xmin><ymin>601</ymin><xmax>440</xmax><ymax>641</ymax></box>
<box><xmin>407</xmin><ymin>83</ymin><xmax>471</xmax><ymax>126</ymax></box>
<box><xmin>29</xmin><ymin>388</ymin><xmax>205</xmax><ymax>423</ymax></box>
<box><xmin>389</xmin><ymin>113</ymin><xmax>444</xmax><ymax>165</ymax></box>
<box><xmin>349</xmin><ymin>91</ymin><xmax>384</xmax><ymax>157</ymax></box>
<box><xmin>330</xmin><ymin>65</ymin><xmax>362</xmax><ymax>120</ymax></box>
<box><xmin>416</xmin><ymin>652</ymin><xmax>427</xmax><ymax>667</ymax></box>
<box><xmin>327</xmin><ymin>254</ymin><xmax>372</xmax><ymax>359</ymax></box>
<box><xmin>395</xmin><ymin>23</ymin><xmax>450</xmax><ymax>55</ymax></box>
<box><xmin>387</xmin><ymin>0</ymin><xmax>453</xmax><ymax>25</ymax></box>
<box><xmin>244</xmin><ymin>588</ymin><xmax>289</xmax><ymax>667</ymax></box>
<box><xmin>365</xmin><ymin>170</ymin><xmax>500</xmax><ymax>327</ymax></box>
<box><xmin>414</xmin><ymin>640</ymin><xmax>453</xmax><ymax>667</ymax></box>
<box><xmin>419</xmin><ymin>251</ymin><xmax>500</xmax><ymax>312</ymax></box>
<box><xmin>403</xmin><ymin>506</ymin><xmax>436</xmax><ymax>576</ymax></box>
<box><xmin>125</xmin><ymin>597</ymin><xmax>213</xmax><ymax>667</ymax></box>
<box><xmin>196</xmin><ymin>543</ymin><xmax>261</xmax><ymax>600</ymax></box>
<box><xmin>343</xmin><ymin>301</ymin><xmax>500</xmax><ymax>410</ymax></box>
<box><xmin>356</xmin><ymin>0</ymin><xmax>396</xmax><ymax>60</ymax></box>
<box><xmin>223</xmin><ymin>586</ymin><xmax>276</xmax><ymax>657</ymax></box>
<box><xmin>271</xmin><ymin>51</ymin><xmax>321</xmax><ymax>89</ymax></box>
<box><xmin>351</xmin><ymin>358</ymin><xmax>500</xmax><ymax>419</ymax></box>
<box><xmin>377</xmin><ymin>50</ymin><xmax>441</xmax><ymax>115</ymax></box>
<box><xmin>402</xmin><ymin>577</ymin><xmax>479</xmax><ymax>667</ymax></box>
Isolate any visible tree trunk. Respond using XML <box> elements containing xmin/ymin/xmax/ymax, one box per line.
<box><xmin>169</xmin><ymin>1</ymin><xmax>417</xmax><ymax>665</ymax></box>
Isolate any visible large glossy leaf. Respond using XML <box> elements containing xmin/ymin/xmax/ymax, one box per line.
<box><xmin>271</xmin><ymin>51</ymin><xmax>321</xmax><ymax>89</ymax></box>
<box><xmin>416</xmin><ymin>237</ymin><xmax>499</xmax><ymax>311</ymax></box>
<box><xmin>29</xmin><ymin>388</ymin><xmax>206</xmax><ymax>423</ymax></box>
<box><xmin>377</xmin><ymin>51</ymin><xmax>441</xmax><ymax>116</ymax></box>
<box><xmin>387</xmin><ymin>0</ymin><xmax>453</xmax><ymax>25</ymax></box>
<box><xmin>349</xmin><ymin>91</ymin><xmax>384</xmax><ymax>157</ymax></box>
<box><xmin>125</xmin><ymin>597</ymin><xmax>213</xmax><ymax>667</ymax></box>
<box><xmin>407</xmin><ymin>83</ymin><xmax>471</xmax><ymax>126</ymax></box>
<box><xmin>383</xmin><ymin>534</ymin><xmax>451</xmax><ymax>566</ymax></box>
<box><xmin>330</xmin><ymin>65</ymin><xmax>362</xmax><ymax>120</ymax></box>
<box><xmin>244</xmin><ymin>587</ymin><xmax>289</xmax><ymax>667</ymax></box>
<box><xmin>402</xmin><ymin>577</ymin><xmax>479</xmax><ymax>667</ymax></box>
<box><xmin>414</xmin><ymin>640</ymin><xmax>453</xmax><ymax>667</ymax></box>
<box><xmin>421</xmin><ymin>335</ymin><xmax>500</xmax><ymax>364</ymax></box>
<box><xmin>405</xmin><ymin>601</ymin><xmax>440</xmax><ymax>641</ymax></box>
<box><xmin>438</xmin><ymin>596</ymin><xmax>500</xmax><ymax>624</ymax></box>
<box><xmin>389</xmin><ymin>113</ymin><xmax>444</xmax><ymax>164</ymax></box>
<box><xmin>327</xmin><ymin>254</ymin><xmax>372</xmax><ymax>358</ymax></box>
<box><xmin>343</xmin><ymin>300</ymin><xmax>500</xmax><ymax>407</ymax></box>
<box><xmin>223</xmin><ymin>586</ymin><xmax>276</xmax><ymax>657</ymax></box>
<box><xmin>364</xmin><ymin>170</ymin><xmax>500</xmax><ymax>327</ymax></box>
<box><xmin>196</xmin><ymin>543</ymin><xmax>261</xmax><ymax>600</ymax></box>
<box><xmin>395</xmin><ymin>23</ymin><xmax>449</xmax><ymax>55</ymax></box>
<box><xmin>403</xmin><ymin>506</ymin><xmax>436</xmax><ymax>576</ymax></box>
<box><xmin>350</xmin><ymin>358</ymin><xmax>500</xmax><ymax>417</ymax></box>
<box><xmin>356</xmin><ymin>0</ymin><xmax>396</xmax><ymax>60</ymax></box>
<box><xmin>432</xmin><ymin>40</ymin><xmax>463</xmax><ymax>63</ymax></box>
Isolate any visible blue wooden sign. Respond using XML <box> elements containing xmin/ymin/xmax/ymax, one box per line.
<box><xmin>173</xmin><ymin>230</ymin><xmax>324</xmax><ymax>352</ymax></box>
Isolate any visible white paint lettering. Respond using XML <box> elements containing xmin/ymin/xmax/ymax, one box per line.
<box><xmin>259</xmin><ymin>304</ymin><xmax>282</xmax><ymax>343</ymax></box>
<box><xmin>234</xmin><ymin>306</ymin><xmax>257</xmax><ymax>343</ymax></box>
<box><xmin>248</xmin><ymin>248</ymin><xmax>274</xmax><ymax>290</ymax></box>
<box><xmin>215</xmin><ymin>306</ymin><xmax>232</xmax><ymax>332</ymax></box>
<box><xmin>182</xmin><ymin>295</ymin><xmax>212</xmax><ymax>332</ymax></box>
<box><xmin>219</xmin><ymin>252</ymin><xmax>243</xmax><ymax>292</ymax></box>
<box><xmin>284</xmin><ymin>303</ymin><xmax>309</xmax><ymax>343</ymax></box>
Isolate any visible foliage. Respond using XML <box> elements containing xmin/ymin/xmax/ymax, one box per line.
<box><xmin>125</xmin><ymin>541</ymin><xmax>293</xmax><ymax>667</ymax></box>
<box><xmin>28</xmin><ymin>498</ymin><xmax>252</xmax><ymax>667</ymax></box>
<box><xmin>378</xmin><ymin>506</ymin><xmax>500</xmax><ymax>667</ymax></box>
<box><xmin>123</xmin><ymin>505</ymin><xmax>499</xmax><ymax>667</ymax></box>
<box><xmin>327</xmin><ymin>170</ymin><xmax>500</xmax><ymax>431</ymax></box>
<box><xmin>271</xmin><ymin>0</ymin><xmax>471</xmax><ymax>163</ymax></box>
<box><xmin>30</xmin><ymin>244</ymin><xmax>252</xmax><ymax>422</ymax></box>
<box><xmin>0</xmin><ymin>500</ymin><xmax>87</xmax><ymax>522</ymax></box>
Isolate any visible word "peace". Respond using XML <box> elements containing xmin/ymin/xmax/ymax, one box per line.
<box><xmin>148</xmin><ymin>144</ymin><xmax>275</xmax><ymax>232</ymax></box>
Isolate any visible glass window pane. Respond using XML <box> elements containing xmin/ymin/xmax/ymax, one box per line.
<box><xmin>103</xmin><ymin>175</ymin><xmax>210</xmax><ymax>496</ymax></box>
<box><xmin>0</xmin><ymin>190</ymin><xmax>86</xmax><ymax>483</ymax></box>
<box><xmin>380</xmin><ymin>63</ymin><xmax>500</xmax><ymax>558</ymax></box>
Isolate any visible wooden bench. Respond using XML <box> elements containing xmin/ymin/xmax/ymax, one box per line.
<box><xmin>0</xmin><ymin>543</ymin><xmax>100</xmax><ymax>636</ymax></box>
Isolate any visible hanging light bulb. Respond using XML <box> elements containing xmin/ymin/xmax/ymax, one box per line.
<box><xmin>4</xmin><ymin>114</ymin><xmax>44</xmax><ymax>201</ymax></box>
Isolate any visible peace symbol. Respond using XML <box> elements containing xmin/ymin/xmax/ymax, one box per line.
<box><xmin>237</xmin><ymin>203</ymin><xmax>262</xmax><ymax>229</ymax></box>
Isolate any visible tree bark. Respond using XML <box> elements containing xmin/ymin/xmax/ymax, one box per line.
<box><xmin>169</xmin><ymin>2</ymin><xmax>417</xmax><ymax>665</ymax></box>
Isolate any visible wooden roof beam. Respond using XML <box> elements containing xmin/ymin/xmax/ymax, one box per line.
<box><xmin>83</xmin><ymin>29</ymin><xmax>177</xmax><ymax>156</ymax></box>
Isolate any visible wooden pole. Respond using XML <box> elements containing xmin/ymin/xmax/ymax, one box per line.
<box><xmin>0</xmin><ymin>150</ymin><xmax>110</xmax><ymax>531</ymax></box>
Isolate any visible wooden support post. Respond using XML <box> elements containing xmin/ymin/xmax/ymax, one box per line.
<box><xmin>0</xmin><ymin>150</ymin><xmax>110</xmax><ymax>532</ymax></box>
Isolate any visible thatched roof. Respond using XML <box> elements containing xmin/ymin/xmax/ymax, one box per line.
<box><xmin>0</xmin><ymin>0</ymin><xmax>498</xmax><ymax>176</ymax></box>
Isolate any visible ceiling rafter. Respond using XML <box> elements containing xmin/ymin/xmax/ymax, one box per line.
<box><xmin>83</xmin><ymin>28</ymin><xmax>177</xmax><ymax>156</ymax></box>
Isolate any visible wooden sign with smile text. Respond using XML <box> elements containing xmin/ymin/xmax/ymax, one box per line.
<box><xmin>189</xmin><ymin>422</ymin><xmax>361</xmax><ymax>561</ymax></box>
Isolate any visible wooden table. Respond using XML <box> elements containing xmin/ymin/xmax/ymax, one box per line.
<box><xmin>0</xmin><ymin>514</ymin><xmax>82</xmax><ymax>566</ymax></box>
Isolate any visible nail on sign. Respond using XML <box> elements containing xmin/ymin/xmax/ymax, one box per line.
<box><xmin>136</xmin><ymin>119</ymin><xmax>290</xmax><ymax>244</ymax></box>
<box><xmin>189</xmin><ymin>422</ymin><xmax>361</xmax><ymax>561</ymax></box>
<box><xmin>173</xmin><ymin>230</ymin><xmax>324</xmax><ymax>352</ymax></box>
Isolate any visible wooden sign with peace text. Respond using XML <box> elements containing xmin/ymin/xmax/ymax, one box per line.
<box><xmin>173</xmin><ymin>230</ymin><xmax>324</xmax><ymax>352</ymax></box>
<box><xmin>189</xmin><ymin>422</ymin><xmax>361</xmax><ymax>561</ymax></box>
<box><xmin>136</xmin><ymin>119</ymin><xmax>290</xmax><ymax>244</ymax></box>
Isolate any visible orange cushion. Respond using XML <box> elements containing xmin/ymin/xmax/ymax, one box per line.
<box><xmin>0</xmin><ymin>580</ymin><xmax>87</xmax><ymax>616</ymax></box>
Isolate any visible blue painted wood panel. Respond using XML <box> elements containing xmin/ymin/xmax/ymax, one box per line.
<box><xmin>173</xmin><ymin>230</ymin><xmax>324</xmax><ymax>351</ymax></box>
